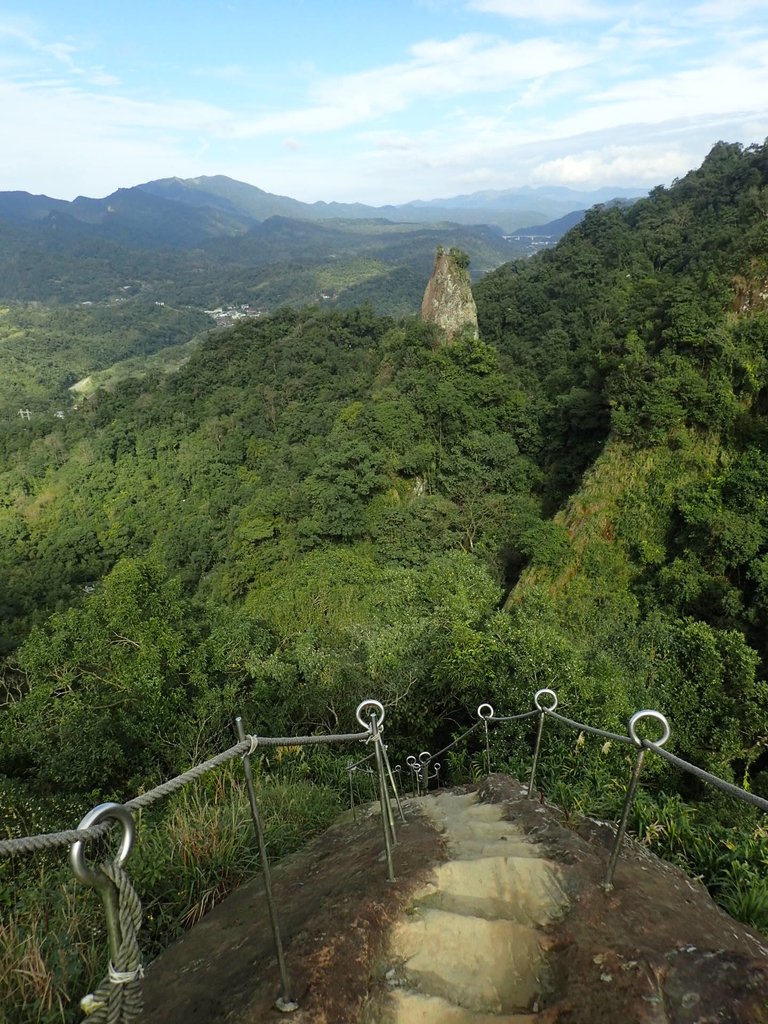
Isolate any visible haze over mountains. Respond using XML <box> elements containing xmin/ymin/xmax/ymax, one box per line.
<box><xmin>0</xmin><ymin>175</ymin><xmax>645</xmax><ymax>313</ymax></box>
<box><xmin>0</xmin><ymin>174</ymin><xmax>647</xmax><ymax>245</ymax></box>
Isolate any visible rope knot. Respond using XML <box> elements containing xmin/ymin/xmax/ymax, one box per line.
<box><xmin>79</xmin><ymin>861</ymin><xmax>144</xmax><ymax>1022</ymax></box>
<box><xmin>108</xmin><ymin>963</ymin><xmax>145</xmax><ymax>985</ymax></box>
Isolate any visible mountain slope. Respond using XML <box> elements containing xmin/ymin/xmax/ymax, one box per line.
<box><xmin>0</xmin><ymin>175</ymin><xmax>646</xmax><ymax>239</ymax></box>
<box><xmin>0</xmin><ymin>186</ymin><xmax>253</xmax><ymax>247</ymax></box>
<box><xmin>142</xmin><ymin>175</ymin><xmax>645</xmax><ymax>232</ymax></box>
<box><xmin>0</xmin><ymin>211</ymin><xmax>512</xmax><ymax>311</ymax></box>
<box><xmin>475</xmin><ymin>140</ymin><xmax>768</xmax><ymax>773</ymax></box>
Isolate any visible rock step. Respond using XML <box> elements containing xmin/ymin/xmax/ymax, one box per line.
<box><xmin>422</xmin><ymin>793</ymin><xmax>506</xmax><ymax>820</ymax></box>
<box><xmin>422</xmin><ymin>857</ymin><xmax>568</xmax><ymax>925</ymax></box>
<box><xmin>389</xmin><ymin>907</ymin><xmax>545</xmax><ymax>1013</ymax></box>
<box><xmin>385</xmin><ymin>989</ymin><xmax>540</xmax><ymax>1024</ymax></box>
<box><xmin>450</xmin><ymin>840</ymin><xmax>542</xmax><ymax>859</ymax></box>
<box><xmin>432</xmin><ymin>818</ymin><xmax>523</xmax><ymax>838</ymax></box>
<box><xmin>415</xmin><ymin>890</ymin><xmax>548</xmax><ymax>924</ymax></box>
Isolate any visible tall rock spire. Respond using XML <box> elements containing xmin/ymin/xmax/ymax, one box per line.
<box><xmin>421</xmin><ymin>247</ymin><xmax>479</xmax><ymax>344</ymax></box>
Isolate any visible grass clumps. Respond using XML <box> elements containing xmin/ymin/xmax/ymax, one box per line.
<box><xmin>0</xmin><ymin>765</ymin><xmax>340</xmax><ymax>1024</ymax></box>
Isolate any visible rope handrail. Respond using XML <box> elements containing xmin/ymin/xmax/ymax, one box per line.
<box><xmin>482</xmin><ymin>694</ymin><xmax>765</xmax><ymax>814</ymax></box>
<box><xmin>0</xmin><ymin>729</ymin><xmax>370</xmax><ymax>858</ymax></box>
<box><xmin>533</xmin><ymin>705</ymin><xmax>765</xmax><ymax>813</ymax></box>
<box><xmin>542</xmin><ymin>708</ymin><xmax>635</xmax><ymax>746</ymax></box>
<box><xmin>406</xmin><ymin>689</ymin><xmax>766</xmax><ymax>891</ymax></box>
<box><xmin>4</xmin><ymin>686</ymin><xmax>767</xmax><ymax>1021</ymax></box>
<box><xmin>644</xmin><ymin>741</ymin><xmax>768</xmax><ymax>812</ymax></box>
<box><xmin>487</xmin><ymin>709</ymin><xmax>539</xmax><ymax>723</ymax></box>
<box><xmin>2</xmin><ymin>704</ymin><xmax>383</xmax><ymax>1018</ymax></box>
<box><xmin>346</xmin><ymin>750</ymin><xmax>377</xmax><ymax>771</ymax></box>
<box><xmin>423</xmin><ymin>720</ymin><xmax>482</xmax><ymax>765</ymax></box>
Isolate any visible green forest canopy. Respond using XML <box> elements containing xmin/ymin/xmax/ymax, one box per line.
<box><xmin>2</xmin><ymin>141</ymin><xmax>768</xmax><ymax>948</ymax></box>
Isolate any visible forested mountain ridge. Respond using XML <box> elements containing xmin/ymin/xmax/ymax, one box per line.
<box><xmin>1</xmin><ymin>175</ymin><xmax>644</xmax><ymax>236</ymax></box>
<box><xmin>3</xmin><ymin>140</ymin><xmax>768</xmax><ymax>788</ymax></box>
<box><xmin>0</xmin><ymin>175</ymin><xmax>639</xmax><ymax>313</ymax></box>
<box><xmin>0</xmin><ymin>212</ymin><xmax>512</xmax><ymax>311</ymax></box>
<box><xmin>473</xmin><ymin>141</ymin><xmax>768</xmax><ymax>767</ymax></box>
<box><xmin>2</xmin><ymin>144</ymin><xmax>768</xmax><ymax>1017</ymax></box>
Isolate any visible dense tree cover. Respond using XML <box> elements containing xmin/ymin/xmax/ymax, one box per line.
<box><xmin>2</xmin><ymin>144</ymin><xmax>768</xmax><ymax>999</ymax></box>
<box><xmin>476</xmin><ymin>141</ymin><xmax>768</xmax><ymax>501</ymax></box>
<box><xmin>0</xmin><ymin>216</ymin><xmax>511</xmax><ymax>314</ymax></box>
<box><xmin>475</xmin><ymin>140</ymin><xmax>768</xmax><ymax>780</ymax></box>
<box><xmin>4</xmin><ymin>141</ymin><xmax>768</xmax><ymax>794</ymax></box>
<box><xmin>0</xmin><ymin>298</ymin><xmax>210</xmax><ymax>420</ymax></box>
<box><xmin>0</xmin><ymin>303</ymin><xmax>549</xmax><ymax>786</ymax></box>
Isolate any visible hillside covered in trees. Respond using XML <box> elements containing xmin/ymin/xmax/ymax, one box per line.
<box><xmin>2</xmin><ymin>141</ymin><xmax>768</xmax><ymax>1019</ymax></box>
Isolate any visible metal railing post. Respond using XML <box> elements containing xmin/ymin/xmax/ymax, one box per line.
<box><xmin>381</xmin><ymin>742</ymin><xmax>407</xmax><ymax>824</ymax></box>
<box><xmin>357</xmin><ymin>700</ymin><xmax>396</xmax><ymax>881</ymax></box>
<box><xmin>235</xmin><ymin>717</ymin><xmax>297</xmax><ymax>1013</ymax></box>
<box><xmin>419</xmin><ymin>751</ymin><xmax>431</xmax><ymax>793</ymax></box>
<box><xmin>528</xmin><ymin>689</ymin><xmax>558</xmax><ymax>798</ymax></box>
<box><xmin>348</xmin><ymin>764</ymin><xmax>357</xmax><ymax>823</ymax></box>
<box><xmin>406</xmin><ymin>755</ymin><xmax>419</xmax><ymax>796</ymax></box>
<box><xmin>478</xmin><ymin>704</ymin><xmax>494</xmax><ymax>776</ymax></box>
<box><xmin>604</xmin><ymin>710</ymin><xmax>670</xmax><ymax>889</ymax></box>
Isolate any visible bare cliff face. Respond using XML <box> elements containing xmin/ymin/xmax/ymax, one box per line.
<box><xmin>421</xmin><ymin>247</ymin><xmax>479</xmax><ymax>343</ymax></box>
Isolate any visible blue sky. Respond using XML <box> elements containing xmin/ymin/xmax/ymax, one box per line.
<box><xmin>1</xmin><ymin>0</ymin><xmax>767</xmax><ymax>203</ymax></box>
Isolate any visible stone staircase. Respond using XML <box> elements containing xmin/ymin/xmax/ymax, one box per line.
<box><xmin>376</xmin><ymin>788</ymin><xmax>569</xmax><ymax>1023</ymax></box>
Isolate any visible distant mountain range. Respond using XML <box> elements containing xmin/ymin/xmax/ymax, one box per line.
<box><xmin>0</xmin><ymin>175</ymin><xmax>646</xmax><ymax>312</ymax></box>
<box><xmin>0</xmin><ymin>175</ymin><xmax>647</xmax><ymax>245</ymax></box>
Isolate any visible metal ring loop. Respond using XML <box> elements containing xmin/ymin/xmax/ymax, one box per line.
<box><xmin>70</xmin><ymin>803</ymin><xmax>135</xmax><ymax>889</ymax></box>
<box><xmin>477</xmin><ymin>703</ymin><xmax>494</xmax><ymax>720</ymax></box>
<box><xmin>419</xmin><ymin>750</ymin><xmax>431</xmax><ymax>764</ymax></box>
<box><xmin>356</xmin><ymin>698</ymin><xmax>385</xmax><ymax>730</ymax></box>
<box><xmin>628</xmin><ymin>709</ymin><xmax>670</xmax><ymax>748</ymax></box>
<box><xmin>534</xmin><ymin>688</ymin><xmax>558</xmax><ymax>712</ymax></box>
<box><xmin>406</xmin><ymin>755</ymin><xmax>417</xmax><ymax>768</ymax></box>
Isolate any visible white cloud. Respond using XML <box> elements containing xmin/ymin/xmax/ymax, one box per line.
<box><xmin>226</xmin><ymin>34</ymin><xmax>594</xmax><ymax>139</ymax></box>
<box><xmin>0</xmin><ymin>77</ymin><xmax>233</xmax><ymax>197</ymax></box>
<box><xmin>532</xmin><ymin>145</ymin><xmax>689</xmax><ymax>185</ymax></box>
<box><xmin>687</xmin><ymin>0</ymin><xmax>768</xmax><ymax>20</ymax></box>
<box><xmin>0</xmin><ymin>4</ymin><xmax>766</xmax><ymax>204</ymax></box>
<box><xmin>0</xmin><ymin>19</ymin><xmax>122</xmax><ymax>90</ymax></box>
<box><xmin>468</xmin><ymin>0</ymin><xmax>614</xmax><ymax>21</ymax></box>
<box><xmin>536</xmin><ymin>52</ymin><xmax>768</xmax><ymax>142</ymax></box>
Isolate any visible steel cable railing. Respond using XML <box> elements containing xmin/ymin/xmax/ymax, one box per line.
<box><xmin>403</xmin><ymin>686</ymin><xmax>767</xmax><ymax>890</ymax></box>
<box><xmin>4</xmin><ymin>685</ymin><xmax>766</xmax><ymax>1021</ymax></box>
<box><xmin>0</xmin><ymin>700</ymin><xmax>388</xmax><ymax>1021</ymax></box>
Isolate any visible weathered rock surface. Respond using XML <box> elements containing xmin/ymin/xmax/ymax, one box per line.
<box><xmin>142</xmin><ymin>776</ymin><xmax>768</xmax><ymax>1023</ymax></box>
<box><xmin>420</xmin><ymin>247</ymin><xmax>479</xmax><ymax>342</ymax></box>
<box><xmin>380</xmin><ymin>790</ymin><xmax>568</xmax><ymax>1021</ymax></box>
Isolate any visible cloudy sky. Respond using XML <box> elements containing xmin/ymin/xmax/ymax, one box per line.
<box><xmin>1</xmin><ymin>0</ymin><xmax>767</xmax><ymax>203</ymax></box>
